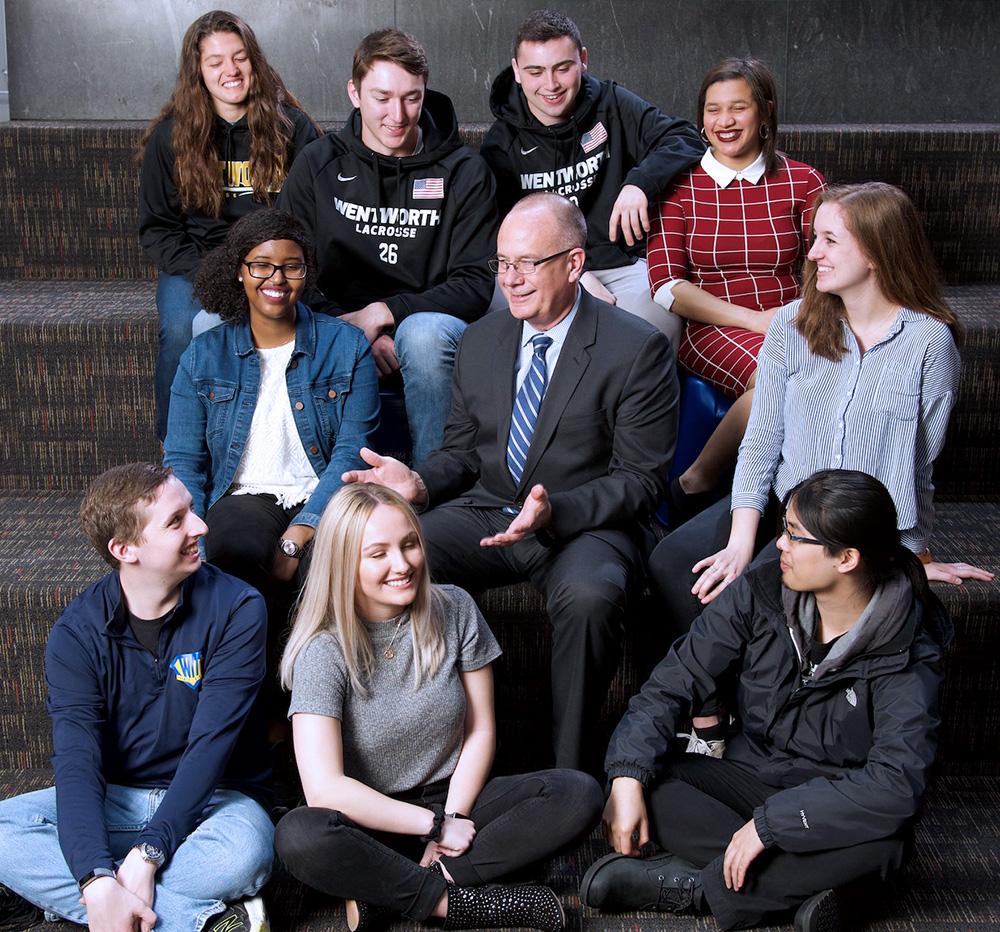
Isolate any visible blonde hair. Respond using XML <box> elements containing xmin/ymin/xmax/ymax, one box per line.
<box><xmin>280</xmin><ymin>484</ymin><xmax>445</xmax><ymax>696</ymax></box>
<box><xmin>796</xmin><ymin>182</ymin><xmax>962</xmax><ymax>360</ymax></box>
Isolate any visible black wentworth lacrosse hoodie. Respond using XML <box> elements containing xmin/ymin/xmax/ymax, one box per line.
<box><xmin>278</xmin><ymin>90</ymin><xmax>497</xmax><ymax>325</ymax></box>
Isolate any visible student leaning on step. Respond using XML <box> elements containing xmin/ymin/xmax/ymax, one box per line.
<box><xmin>138</xmin><ymin>9</ymin><xmax>320</xmax><ymax>441</ymax></box>
<box><xmin>0</xmin><ymin>463</ymin><xmax>273</xmax><ymax>932</ymax></box>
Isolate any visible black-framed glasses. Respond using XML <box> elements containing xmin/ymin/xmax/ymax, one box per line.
<box><xmin>242</xmin><ymin>260</ymin><xmax>307</xmax><ymax>280</ymax></box>
<box><xmin>488</xmin><ymin>248</ymin><xmax>574</xmax><ymax>276</ymax></box>
<box><xmin>779</xmin><ymin>514</ymin><xmax>824</xmax><ymax>546</ymax></box>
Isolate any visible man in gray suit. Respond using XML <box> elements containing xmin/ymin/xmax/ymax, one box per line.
<box><xmin>344</xmin><ymin>193</ymin><xmax>678</xmax><ymax>772</ymax></box>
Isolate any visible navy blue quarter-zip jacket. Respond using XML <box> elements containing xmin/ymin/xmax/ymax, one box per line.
<box><xmin>45</xmin><ymin>563</ymin><xmax>268</xmax><ymax>882</ymax></box>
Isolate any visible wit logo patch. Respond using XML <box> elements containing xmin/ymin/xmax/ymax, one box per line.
<box><xmin>845</xmin><ymin>687</ymin><xmax>858</xmax><ymax>707</ymax></box>
<box><xmin>170</xmin><ymin>652</ymin><xmax>203</xmax><ymax>691</ymax></box>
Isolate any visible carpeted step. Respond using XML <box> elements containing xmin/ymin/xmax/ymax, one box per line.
<box><xmin>1</xmin><ymin>491</ymin><xmax>997</xmax><ymax>776</ymax></box>
<box><xmin>0</xmin><ymin>281</ymin><xmax>997</xmax><ymax>498</ymax></box>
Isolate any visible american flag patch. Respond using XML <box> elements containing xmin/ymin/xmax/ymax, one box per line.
<box><xmin>413</xmin><ymin>177</ymin><xmax>445</xmax><ymax>199</ymax></box>
<box><xmin>581</xmin><ymin>122</ymin><xmax>608</xmax><ymax>153</ymax></box>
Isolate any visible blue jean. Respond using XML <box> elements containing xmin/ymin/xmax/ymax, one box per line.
<box><xmin>155</xmin><ymin>272</ymin><xmax>204</xmax><ymax>440</ymax></box>
<box><xmin>395</xmin><ymin>312</ymin><xmax>467</xmax><ymax>466</ymax></box>
<box><xmin>0</xmin><ymin>785</ymin><xmax>274</xmax><ymax>931</ymax></box>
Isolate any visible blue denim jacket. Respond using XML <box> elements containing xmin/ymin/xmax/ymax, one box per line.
<box><xmin>164</xmin><ymin>304</ymin><xmax>379</xmax><ymax>528</ymax></box>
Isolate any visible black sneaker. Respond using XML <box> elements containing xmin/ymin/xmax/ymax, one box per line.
<box><xmin>580</xmin><ymin>851</ymin><xmax>704</xmax><ymax>913</ymax></box>
<box><xmin>794</xmin><ymin>888</ymin><xmax>843</xmax><ymax>932</ymax></box>
<box><xmin>204</xmin><ymin>895</ymin><xmax>269</xmax><ymax>932</ymax></box>
<box><xmin>0</xmin><ymin>884</ymin><xmax>43</xmax><ymax>932</ymax></box>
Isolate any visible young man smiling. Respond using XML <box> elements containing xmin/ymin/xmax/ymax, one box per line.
<box><xmin>0</xmin><ymin>464</ymin><xmax>273</xmax><ymax>932</ymax></box>
<box><xmin>482</xmin><ymin>9</ymin><xmax>704</xmax><ymax>346</ymax></box>
<box><xmin>279</xmin><ymin>28</ymin><xmax>498</xmax><ymax>466</ymax></box>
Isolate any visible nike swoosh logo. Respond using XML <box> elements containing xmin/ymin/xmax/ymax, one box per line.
<box><xmin>520</xmin><ymin>146</ymin><xmax>539</xmax><ymax>155</ymax></box>
<box><xmin>337</xmin><ymin>172</ymin><xmax>357</xmax><ymax>182</ymax></box>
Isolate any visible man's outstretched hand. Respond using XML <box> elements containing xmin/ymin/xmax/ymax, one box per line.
<box><xmin>342</xmin><ymin>447</ymin><xmax>428</xmax><ymax>507</ymax></box>
<box><xmin>480</xmin><ymin>484</ymin><xmax>551</xmax><ymax>547</ymax></box>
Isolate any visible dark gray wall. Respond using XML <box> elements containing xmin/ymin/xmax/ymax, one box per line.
<box><xmin>6</xmin><ymin>0</ymin><xmax>999</xmax><ymax>123</ymax></box>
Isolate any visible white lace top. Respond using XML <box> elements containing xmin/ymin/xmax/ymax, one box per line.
<box><xmin>231</xmin><ymin>340</ymin><xmax>318</xmax><ymax>508</ymax></box>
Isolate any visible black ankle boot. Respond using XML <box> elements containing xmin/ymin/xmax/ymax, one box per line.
<box><xmin>580</xmin><ymin>851</ymin><xmax>705</xmax><ymax>914</ymax></box>
<box><xmin>442</xmin><ymin>882</ymin><xmax>564</xmax><ymax>931</ymax></box>
<box><xmin>345</xmin><ymin>899</ymin><xmax>393</xmax><ymax>931</ymax></box>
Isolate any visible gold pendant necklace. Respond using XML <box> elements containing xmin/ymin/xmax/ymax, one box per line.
<box><xmin>383</xmin><ymin>614</ymin><xmax>406</xmax><ymax>660</ymax></box>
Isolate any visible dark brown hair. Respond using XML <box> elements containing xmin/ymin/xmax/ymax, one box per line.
<box><xmin>796</xmin><ymin>183</ymin><xmax>962</xmax><ymax>360</ymax></box>
<box><xmin>352</xmin><ymin>28</ymin><xmax>429</xmax><ymax>86</ymax></box>
<box><xmin>697</xmin><ymin>57</ymin><xmax>779</xmax><ymax>174</ymax></box>
<box><xmin>514</xmin><ymin>10</ymin><xmax>583</xmax><ymax>56</ymax></box>
<box><xmin>138</xmin><ymin>10</ymin><xmax>319</xmax><ymax>218</ymax></box>
<box><xmin>195</xmin><ymin>208</ymin><xmax>316</xmax><ymax>323</ymax></box>
<box><xmin>80</xmin><ymin>464</ymin><xmax>174</xmax><ymax>567</ymax></box>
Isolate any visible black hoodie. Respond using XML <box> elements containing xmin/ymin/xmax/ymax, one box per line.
<box><xmin>138</xmin><ymin>108</ymin><xmax>319</xmax><ymax>277</ymax></box>
<box><xmin>482</xmin><ymin>69</ymin><xmax>704</xmax><ymax>270</ymax></box>
<box><xmin>277</xmin><ymin>89</ymin><xmax>498</xmax><ymax>325</ymax></box>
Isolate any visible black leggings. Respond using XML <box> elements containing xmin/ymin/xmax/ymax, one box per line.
<box><xmin>646</xmin><ymin>756</ymin><xmax>908</xmax><ymax>930</ymax></box>
<box><xmin>275</xmin><ymin>769</ymin><xmax>602</xmax><ymax>920</ymax></box>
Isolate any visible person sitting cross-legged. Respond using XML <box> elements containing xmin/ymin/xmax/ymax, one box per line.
<box><xmin>581</xmin><ymin>469</ymin><xmax>952</xmax><ymax>932</ymax></box>
<box><xmin>0</xmin><ymin>464</ymin><xmax>273</xmax><ymax>932</ymax></box>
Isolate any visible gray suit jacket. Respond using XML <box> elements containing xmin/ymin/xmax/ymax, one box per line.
<box><xmin>418</xmin><ymin>290</ymin><xmax>679</xmax><ymax>544</ymax></box>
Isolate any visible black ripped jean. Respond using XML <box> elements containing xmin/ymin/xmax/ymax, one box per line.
<box><xmin>275</xmin><ymin>768</ymin><xmax>602</xmax><ymax>920</ymax></box>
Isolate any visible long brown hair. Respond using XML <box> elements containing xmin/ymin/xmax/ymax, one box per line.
<box><xmin>697</xmin><ymin>58</ymin><xmax>779</xmax><ymax>174</ymax></box>
<box><xmin>796</xmin><ymin>183</ymin><xmax>962</xmax><ymax>360</ymax></box>
<box><xmin>138</xmin><ymin>10</ymin><xmax>318</xmax><ymax>218</ymax></box>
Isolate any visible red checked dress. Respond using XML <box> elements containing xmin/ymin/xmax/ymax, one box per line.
<box><xmin>647</xmin><ymin>154</ymin><xmax>825</xmax><ymax>397</ymax></box>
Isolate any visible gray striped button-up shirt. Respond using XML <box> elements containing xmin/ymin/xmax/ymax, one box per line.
<box><xmin>732</xmin><ymin>299</ymin><xmax>960</xmax><ymax>552</ymax></box>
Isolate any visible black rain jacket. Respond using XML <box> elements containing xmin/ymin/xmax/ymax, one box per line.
<box><xmin>605</xmin><ymin>559</ymin><xmax>951</xmax><ymax>853</ymax></box>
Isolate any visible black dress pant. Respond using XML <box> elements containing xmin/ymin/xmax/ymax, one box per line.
<box><xmin>646</xmin><ymin>756</ymin><xmax>908</xmax><ymax>930</ymax></box>
<box><xmin>275</xmin><ymin>769</ymin><xmax>602</xmax><ymax>920</ymax></box>
<box><xmin>420</xmin><ymin>503</ymin><xmax>641</xmax><ymax>774</ymax></box>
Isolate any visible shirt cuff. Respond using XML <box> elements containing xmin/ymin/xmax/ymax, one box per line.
<box><xmin>652</xmin><ymin>279</ymin><xmax>684</xmax><ymax>311</ymax></box>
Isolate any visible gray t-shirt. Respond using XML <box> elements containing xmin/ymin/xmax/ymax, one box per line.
<box><xmin>288</xmin><ymin>584</ymin><xmax>502</xmax><ymax>795</ymax></box>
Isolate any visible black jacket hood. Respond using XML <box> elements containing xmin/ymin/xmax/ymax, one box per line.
<box><xmin>488</xmin><ymin>66</ymin><xmax>602</xmax><ymax>137</ymax></box>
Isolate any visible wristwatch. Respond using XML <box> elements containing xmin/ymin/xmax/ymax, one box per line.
<box><xmin>134</xmin><ymin>842</ymin><xmax>166</xmax><ymax>867</ymax></box>
<box><xmin>279</xmin><ymin>537</ymin><xmax>305</xmax><ymax>559</ymax></box>
<box><xmin>78</xmin><ymin>867</ymin><xmax>116</xmax><ymax>893</ymax></box>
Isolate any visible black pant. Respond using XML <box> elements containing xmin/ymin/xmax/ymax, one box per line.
<box><xmin>275</xmin><ymin>769</ymin><xmax>602</xmax><ymax>920</ymax></box>
<box><xmin>205</xmin><ymin>493</ymin><xmax>309</xmax><ymax>717</ymax></box>
<box><xmin>646</xmin><ymin>756</ymin><xmax>907</xmax><ymax>930</ymax></box>
<box><xmin>421</xmin><ymin>503</ymin><xmax>641</xmax><ymax>773</ymax></box>
<box><xmin>648</xmin><ymin>495</ymin><xmax>781</xmax><ymax>641</ymax></box>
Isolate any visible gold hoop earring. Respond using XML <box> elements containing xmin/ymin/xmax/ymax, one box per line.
<box><xmin>700</xmin><ymin>127</ymin><xmax>709</xmax><ymax>144</ymax></box>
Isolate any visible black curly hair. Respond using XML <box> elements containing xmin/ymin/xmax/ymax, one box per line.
<box><xmin>194</xmin><ymin>208</ymin><xmax>317</xmax><ymax>323</ymax></box>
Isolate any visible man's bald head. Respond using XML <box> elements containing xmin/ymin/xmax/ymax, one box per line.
<box><xmin>496</xmin><ymin>193</ymin><xmax>587</xmax><ymax>330</ymax></box>
<box><xmin>501</xmin><ymin>193</ymin><xmax>587</xmax><ymax>252</ymax></box>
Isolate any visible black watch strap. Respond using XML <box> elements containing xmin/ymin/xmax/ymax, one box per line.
<box><xmin>79</xmin><ymin>867</ymin><xmax>116</xmax><ymax>892</ymax></box>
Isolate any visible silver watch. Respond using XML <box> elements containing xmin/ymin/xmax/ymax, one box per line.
<box><xmin>279</xmin><ymin>537</ymin><xmax>305</xmax><ymax>559</ymax></box>
<box><xmin>134</xmin><ymin>842</ymin><xmax>165</xmax><ymax>867</ymax></box>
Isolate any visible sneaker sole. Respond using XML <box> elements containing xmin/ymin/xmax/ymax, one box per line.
<box><xmin>794</xmin><ymin>889</ymin><xmax>842</xmax><ymax>932</ymax></box>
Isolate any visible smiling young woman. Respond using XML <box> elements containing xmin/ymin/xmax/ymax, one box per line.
<box><xmin>274</xmin><ymin>483</ymin><xmax>602</xmax><ymax>931</ymax></box>
<box><xmin>162</xmin><ymin>209</ymin><xmax>380</xmax><ymax>716</ymax></box>
<box><xmin>138</xmin><ymin>9</ymin><xmax>320</xmax><ymax>440</ymax></box>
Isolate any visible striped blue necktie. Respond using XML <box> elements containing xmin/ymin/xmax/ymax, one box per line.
<box><xmin>507</xmin><ymin>334</ymin><xmax>553</xmax><ymax>487</ymax></box>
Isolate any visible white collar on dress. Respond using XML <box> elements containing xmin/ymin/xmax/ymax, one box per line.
<box><xmin>701</xmin><ymin>147</ymin><xmax>768</xmax><ymax>187</ymax></box>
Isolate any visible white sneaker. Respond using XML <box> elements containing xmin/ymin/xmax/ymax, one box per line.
<box><xmin>679</xmin><ymin>731</ymin><xmax>725</xmax><ymax>758</ymax></box>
